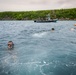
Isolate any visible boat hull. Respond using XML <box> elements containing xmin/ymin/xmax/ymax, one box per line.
<box><xmin>34</xmin><ymin>20</ymin><xmax>57</xmax><ymax>23</ymax></box>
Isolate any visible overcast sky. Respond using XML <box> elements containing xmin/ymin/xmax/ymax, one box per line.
<box><xmin>0</xmin><ymin>0</ymin><xmax>76</xmax><ymax>11</ymax></box>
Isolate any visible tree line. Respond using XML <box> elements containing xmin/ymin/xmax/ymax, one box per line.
<box><xmin>0</xmin><ymin>8</ymin><xmax>76</xmax><ymax>20</ymax></box>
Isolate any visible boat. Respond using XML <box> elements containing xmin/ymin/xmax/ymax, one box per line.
<box><xmin>34</xmin><ymin>14</ymin><xmax>57</xmax><ymax>23</ymax></box>
<box><xmin>34</xmin><ymin>19</ymin><xmax>57</xmax><ymax>23</ymax></box>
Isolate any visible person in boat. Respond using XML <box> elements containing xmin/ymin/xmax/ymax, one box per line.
<box><xmin>8</xmin><ymin>41</ymin><xmax>14</xmax><ymax>49</ymax></box>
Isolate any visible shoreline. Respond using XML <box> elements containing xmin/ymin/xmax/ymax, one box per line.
<box><xmin>0</xmin><ymin>19</ymin><xmax>76</xmax><ymax>21</ymax></box>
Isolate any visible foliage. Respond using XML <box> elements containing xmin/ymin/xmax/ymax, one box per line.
<box><xmin>0</xmin><ymin>8</ymin><xmax>76</xmax><ymax>20</ymax></box>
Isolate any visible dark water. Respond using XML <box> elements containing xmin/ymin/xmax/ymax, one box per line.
<box><xmin>0</xmin><ymin>20</ymin><xmax>76</xmax><ymax>75</ymax></box>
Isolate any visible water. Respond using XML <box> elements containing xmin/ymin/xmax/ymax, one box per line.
<box><xmin>0</xmin><ymin>20</ymin><xmax>76</xmax><ymax>75</ymax></box>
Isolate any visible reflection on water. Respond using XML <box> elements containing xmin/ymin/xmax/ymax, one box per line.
<box><xmin>0</xmin><ymin>21</ymin><xmax>76</xmax><ymax>75</ymax></box>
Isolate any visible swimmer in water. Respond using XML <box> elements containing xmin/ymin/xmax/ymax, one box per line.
<box><xmin>8</xmin><ymin>41</ymin><xmax>14</xmax><ymax>49</ymax></box>
<box><xmin>51</xmin><ymin>28</ymin><xmax>55</xmax><ymax>31</ymax></box>
<box><xmin>74</xmin><ymin>24</ymin><xmax>76</xmax><ymax>26</ymax></box>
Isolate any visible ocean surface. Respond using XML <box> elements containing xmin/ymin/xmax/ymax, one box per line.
<box><xmin>0</xmin><ymin>20</ymin><xmax>76</xmax><ymax>75</ymax></box>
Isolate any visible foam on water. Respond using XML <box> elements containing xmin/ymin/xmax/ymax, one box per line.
<box><xmin>32</xmin><ymin>32</ymin><xmax>47</xmax><ymax>38</ymax></box>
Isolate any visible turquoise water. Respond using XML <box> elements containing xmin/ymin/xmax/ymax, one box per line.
<box><xmin>0</xmin><ymin>20</ymin><xmax>76</xmax><ymax>75</ymax></box>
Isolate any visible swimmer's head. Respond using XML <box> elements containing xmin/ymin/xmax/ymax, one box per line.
<box><xmin>51</xmin><ymin>28</ymin><xmax>55</xmax><ymax>31</ymax></box>
<box><xmin>8</xmin><ymin>41</ymin><xmax>14</xmax><ymax>49</ymax></box>
<box><xmin>74</xmin><ymin>24</ymin><xmax>76</xmax><ymax>26</ymax></box>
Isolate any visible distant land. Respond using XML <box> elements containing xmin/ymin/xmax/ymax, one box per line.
<box><xmin>0</xmin><ymin>8</ymin><xmax>76</xmax><ymax>20</ymax></box>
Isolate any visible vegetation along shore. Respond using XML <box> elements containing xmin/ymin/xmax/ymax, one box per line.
<box><xmin>0</xmin><ymin>8</ymin><xmax>76</xmax><ymax>20</ymax></box>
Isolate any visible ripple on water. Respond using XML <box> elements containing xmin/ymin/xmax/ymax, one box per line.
<box><xmin>0</xmin><ymin>21</ymin><xmax>76</xmax><ymax>75</ymax></box>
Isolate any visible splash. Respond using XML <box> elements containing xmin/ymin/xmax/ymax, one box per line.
<box><xmin>32</xmin><ymin>32</ymin><xmax>47</xmax><ymax>38</ymax></box>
